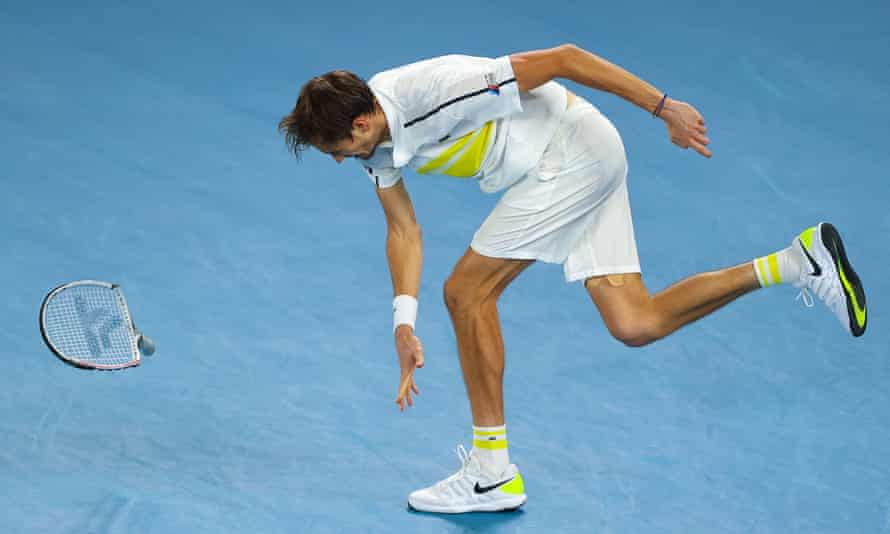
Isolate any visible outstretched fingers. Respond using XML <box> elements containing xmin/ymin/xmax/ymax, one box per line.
<box><xmin>690</xmin><ymin>134</ymin><xmax>712</xmax><ymax>158</ymax></box>
<box><xmin>396</xmin><ymin>372</ymin><xmax>420</xmax><ymax>411</ymax></box>
<box><xmin>666</xmin><ymin>100</ymin><xmax>713</xmax><ymax>158</ymax></box>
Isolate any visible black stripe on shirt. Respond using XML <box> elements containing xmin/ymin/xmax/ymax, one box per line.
<box><xmin>403</xmin><ymin>78</ymin><xmax>517</xmax><ymax>128</ymax></box>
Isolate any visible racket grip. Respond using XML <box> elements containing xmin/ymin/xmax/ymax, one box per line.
<box><xmin>138</xmin><ymin>334</ymin><xmax>156</xmax><ymax>356</ymax></box>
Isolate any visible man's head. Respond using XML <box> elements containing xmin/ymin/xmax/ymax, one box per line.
<box><xmin>279</xmin><ymin>70</ymin><xmax>389</xmax><ymax>163</ymax></box>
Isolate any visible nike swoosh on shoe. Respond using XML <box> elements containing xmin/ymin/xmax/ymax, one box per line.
<box><xmin>800</xmin><ymin>240</ymin><xmax>822</xmax><ymax>276</ymax></box>
<box><xmin>474</xmin><ymin>478</ymin><xmax>514</xmax><ymax>494</ymax></box>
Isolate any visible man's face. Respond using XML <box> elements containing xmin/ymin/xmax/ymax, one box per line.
<box><xmin>318</xmin><ymin>116</ymin><xmax>382</xmax><ymax>164</ymax></box>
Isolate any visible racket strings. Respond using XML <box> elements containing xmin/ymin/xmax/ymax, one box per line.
<box><xmin>43</xmin><ymin>285</ymin><xmax>137</xmax><ymax>367</ymax></box>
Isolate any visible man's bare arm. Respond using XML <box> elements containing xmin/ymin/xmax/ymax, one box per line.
<box><xmin>509</xmin><ymin>44</ymin><xmax>712</xmax><ymax>157</ymax></box>
<box><xmin>510</xmin><ymin>44</ymin><xmax>664</xmax><ymax>114</ymax></box>
<box><xmin>375</xmin><ymin>179</ymin><xmax>425</xmax><ymax>411</ymax></box>
<box><xmin>376</xmin><ymin>179</ymin><xmax>422</xmax><ymax>299</ymax></box>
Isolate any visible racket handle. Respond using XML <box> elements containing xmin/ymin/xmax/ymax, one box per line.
<box><xmin>138</xmin><ymin>334</ymin><xmax>156</xmax><ymax>356</ymax></box>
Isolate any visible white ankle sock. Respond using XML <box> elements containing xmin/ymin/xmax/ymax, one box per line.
<box><xmin>472</xmin><ymin>425</ymin><xmax>510</xmax><ymax>476</ymax></box>
<box><xmin>753</xmin><ymin>246</ymin><xmax>801</xmax><ymax>287</ymax></box>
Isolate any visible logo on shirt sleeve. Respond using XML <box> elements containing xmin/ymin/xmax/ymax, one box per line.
<box><xmin>484</xmin><ymin>73</ymin><xmax>500</xmax><ymax>95</ymax></box>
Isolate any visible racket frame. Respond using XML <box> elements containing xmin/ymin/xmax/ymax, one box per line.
<box><xmin>39</xmin><ymin>280</ymin><xmax>142</xmax><ymax>370</ymax></box>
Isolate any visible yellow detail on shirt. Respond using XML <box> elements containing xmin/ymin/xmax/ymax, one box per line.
<box><xmin>416</xmin><ymin>121</ymin><xmax>493</xmax><ymax>178</ymax></box>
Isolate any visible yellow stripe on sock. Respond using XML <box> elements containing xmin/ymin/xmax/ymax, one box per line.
<box><xmin>473</xmin><ymin>439</ymin><xmax>508</xmax><ymax>450</ymax></box>
<box><xmin>767</xmin><ymin>253</ymin><xmax>781</xmax><ymax>285</ymax></box>
<box><xmin>755</xmin><ymin>257</ymin><xmax>770</xmax><ymax>287</ymax></box>
<box><xmin>473</xmin><ymin>429</ymin><xmax>507</xmax><ymax>437</ymax></box>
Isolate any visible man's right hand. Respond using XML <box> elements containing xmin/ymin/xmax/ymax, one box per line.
<box><xmin>659</xmin><ymin>98</ymin><xmax>712</xmax><ymax>158</ymax></box>
<box><xmin>395</xmin><ymin>325</ymin><xmax>424</xmax><ymax>411</ymax></box>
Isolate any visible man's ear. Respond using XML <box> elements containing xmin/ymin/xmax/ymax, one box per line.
<box><xmin>352</xmin><ymin>115</ymin><xmax>370</xmax><ymax>132</ymax></box>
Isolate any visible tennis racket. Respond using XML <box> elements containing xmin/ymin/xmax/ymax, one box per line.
<box><xmin>39</xmin><ymin>280</ymin><xmax>155</xmax><ymax>370</ymax></box>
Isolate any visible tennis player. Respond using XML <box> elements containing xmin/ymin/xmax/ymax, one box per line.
<box><xmin>279</xmin><ymin>44</ymin><xmax>867</xmax><ymax>513</ymax></box>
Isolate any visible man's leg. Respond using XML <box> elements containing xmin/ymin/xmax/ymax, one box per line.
<box><xmin>443</xmin><ymin>248</ymin><xmax>534</xmax><ymax>426</ymax></box>
<box><xmin>585</xmin><ymin>263</ymin><xmax>760</xmax><ymax>347</ymax></box>
<box><xmin>407</xmin><ymin>248</ymin><xmax>532</xmax><ymax>514</ymax></box>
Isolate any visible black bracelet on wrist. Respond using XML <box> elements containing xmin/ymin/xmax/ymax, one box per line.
<box><xmin>653</xmin><ymin>94</ymin><xmax>668</xmax><ymax>118</ymax></box>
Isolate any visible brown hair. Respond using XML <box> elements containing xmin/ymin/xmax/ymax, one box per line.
<box><xmin>278</xmin><ymin>70</ymin><xmax>375</xmax><ymax>159</ymax></box>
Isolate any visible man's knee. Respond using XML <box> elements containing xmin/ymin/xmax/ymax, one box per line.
<box><xmin>604</xmin><ymin>312</ymin><xmax>665</xmax><ymax>347</ymax></box>
<box><xmin>443</xmin><ymin>274</ymin><xmax>480</xmax><ymax>313</ymax></box>
<box><xmin>585</xmin><ymin>273</ymin><xmax>662</xmax><ymax>346</ymax></box>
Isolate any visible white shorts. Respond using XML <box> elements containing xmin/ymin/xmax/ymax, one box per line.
<box><xmin>470</xmin><ymin>97</ymin><xmax>641</xmax><ymax>283</ymax></box>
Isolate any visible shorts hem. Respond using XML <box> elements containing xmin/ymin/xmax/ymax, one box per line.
<box><xmin>565</xmin><ymin>265</ymin><xmax>641</xmax><ymax>284</ymax></box>
<box><xmin>469</xmin><ymin>242</ymin><xmax>565</xmax><ymax>263</ymax></box>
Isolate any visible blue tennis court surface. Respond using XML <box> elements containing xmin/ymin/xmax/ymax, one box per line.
<box><xmin>2</xmin><ymin>1</ymin><xmax>888</xmax><ymax>532</ymax></box>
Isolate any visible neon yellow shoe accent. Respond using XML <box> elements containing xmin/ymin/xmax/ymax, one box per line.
<box><xmin>838</xmin><ymin>260</ymin><xmax>867</xmax><ymax>328</ymax></box>
<box><xmin>500</xmin><ymin>472</ymin><xmax>525</xmax><ymax>495</ymax></box>
<box><xmin>473</xmin><ymin>439</ymin><xmax>508</xmax><ymax>450</ymax></box>
<box><xmin>767</xmin><ymin>253</ymin><xmax>781</xmax><ymax>284</ymax></box>
<box><xmin>799</xmin><ymin>227</ymin><xmax>816</xmax><ymax>251</ymax></box>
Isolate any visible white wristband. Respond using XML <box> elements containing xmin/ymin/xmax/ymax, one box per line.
<box><xmin>393</xmin><ymin>294</ymin><xmax>418</xmax><ymax>333</ymax></box>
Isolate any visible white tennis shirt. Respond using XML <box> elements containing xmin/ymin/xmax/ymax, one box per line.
<box><xmin>357</xmin><ymin>54</ymin><xmax>567</xmax><ymax>193</ymax></box>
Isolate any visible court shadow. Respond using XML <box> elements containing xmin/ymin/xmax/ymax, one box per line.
<box><xmin>407</xmin><ymin>506</ymin><xmax>526</xmax><ymax>532</ymax></box>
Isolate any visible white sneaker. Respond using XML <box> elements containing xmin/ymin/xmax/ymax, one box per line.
<box><xmin>793</xmin><ymin>222</ymin><xmax>867</xmax><ymax>337</ymax></box>
<box><xmin>408</xmin><ymin>445</ymin><xmax>527</xmax><ymax>514</ymax></box>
